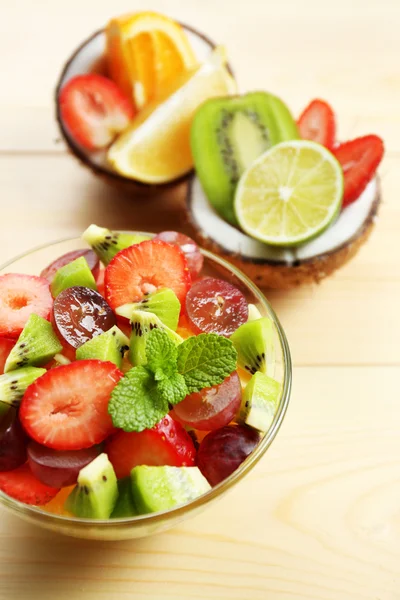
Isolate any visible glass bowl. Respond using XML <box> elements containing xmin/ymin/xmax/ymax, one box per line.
<box><xmin>0</xmin><ymin>235</ymin><xmax>292</xmax><ymax>540</ymax></box>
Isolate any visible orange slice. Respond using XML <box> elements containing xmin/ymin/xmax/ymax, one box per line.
<box><xmin>106</xmin><ymin>11</ymin><xmax>198</xmax><ymax>110</ymax></box>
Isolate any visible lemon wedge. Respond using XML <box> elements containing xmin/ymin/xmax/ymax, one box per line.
<box><xmin>107</xmin><ymin>48</ymin><xmax>236</xmax><ymax>183</ymax></box>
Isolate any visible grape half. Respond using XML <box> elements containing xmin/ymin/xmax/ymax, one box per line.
<box><xmin>173</xmin><ymin>372</ymin><xmax>242</xmax><ymax>430</ymax></box>
<box><xmin>197</xmin><ymin>424</ymin><xmax>260</xmax><ymax>485</ymax></box>
<box><xmin>27</xmin><ymin>441</ymin><xmax>100</xmax><ymax>488</ymax></box>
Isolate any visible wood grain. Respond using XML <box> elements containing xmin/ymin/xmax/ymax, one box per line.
<box><xmin>0</xmin><ymin>0</ymin><xmax>399</xmax><ymax>598</ymax></box>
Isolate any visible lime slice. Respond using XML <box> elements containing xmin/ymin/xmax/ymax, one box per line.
<box><xmin>234</xmin><ymin>140</ymin><xmax>344</xmax><ymax>246</ymax></box>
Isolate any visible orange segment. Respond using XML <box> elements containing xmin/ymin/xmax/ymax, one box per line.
<box><xmin>42</xmin><ymin>486</ymin><xmax>75</xmax><ymax>517</ymax></box>
<box><xmin>106</xmin><ymin>12</ymin><xmax>198</xmax><ymax>110</ymax></box>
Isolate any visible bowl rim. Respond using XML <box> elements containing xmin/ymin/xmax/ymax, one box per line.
<box><xmin>54</xmin><ymin>23</ymin><xmax>229</xmax><ymax>189</ymax></box>
<box><xmin>0</xmin><ymin>234</ymin><xmax>292</xmax><ymax>529</ymax></box>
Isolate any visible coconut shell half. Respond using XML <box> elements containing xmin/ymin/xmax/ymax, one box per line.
<box><xmin>185</xmin><ymin>176</ymin><xmax>381</xmax><ymax>289</ymax></box>
<box><xmin>55</xmin><ymin>25</ymin><xmax>231</xmax><ymax>196</ymax></box>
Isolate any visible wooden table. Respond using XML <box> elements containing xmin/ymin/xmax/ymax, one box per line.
<box><xmin>1</xmin><ymin>1</ymin><xmax>399</xmax><ymax>598</ymax></box>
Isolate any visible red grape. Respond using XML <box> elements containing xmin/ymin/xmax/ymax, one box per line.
<box><xmin>197</xmin><ymin>424</ymin><xmax>260</xmax><ymax>486</ymax></box>
<box><xmin>173</xmin><ymin>372</ymin><xmax>242</xmax><ymax>430</ymax></box>
<box><xmin>41</xmin><ymin>249</ymin><xmax>100</xmax><ymax>283</ymax></box>
<box><xmin>0</xmin><ymin>406</ymin><xmax>27</xmax><ymax>472</ymax></box>
<box><xmin>155</xmin><ymin>231</ymin><xmax>203</xmax><ymax>279</ymax></box>
<box><xmin>53</xmin><ymin>286</ymin><xmax>116</xmax><ymax>348</ymax></box>
<box><xmin>186</xmin><ymin>278</ymin><xmax>248</xmax><ymax>337</ymax></box>
<box><xmin>27</xmin><ymin>441</ymin><xmax>100</xmax><ymax>488</ymax></box>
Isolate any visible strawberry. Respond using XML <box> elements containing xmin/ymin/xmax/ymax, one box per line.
<box><xmin>0</xmin><ymin>464</ymin><xmax>59</xmax><ymax>505</ymax></box>
<box><xmin>297</xmin><ymin>99</ymin><xmax>336</xmax><ymax>150</ymax></box>
<box><xmin>0</xmin><ymin>337</ymin><xmax>15</xmax><ymax>374</ymax></box>
<box><xmin>333</xmin><ymin>135</ymin><xmax>384</xmax><ymax>207</ymax></box>
<box><xmin>105</xmin><ymin>239</ymin><xmax>191</xmax><ymax>310</ymax></box>
<box><xmin>19</xmin><ymin>361</ymin><xmax>123</xmax><ymax>451</ymax></box>
<box><xmin>105</xmin><ymin>414</ymin><xmax>196</xmax><ymax>479</ymax></box>
<box><xmin>0</xmin><ymin>274</ymin><xmax>53</xmax><ymax>338</ymax></box>
<box><xmin>59</xmin><ymin>74</ymin><xmax>135</xmax><ymax>150</ymax></box>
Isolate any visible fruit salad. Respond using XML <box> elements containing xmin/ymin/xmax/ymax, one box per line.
<box><xmin>58</xmin><ymin>11</ymin><xmax>235</xmax><ymax>184</ymax></box>
<box><xmin>0</xmin><ymin>227</ymin><xmax>281</xmax><ymax>520</ymax></box>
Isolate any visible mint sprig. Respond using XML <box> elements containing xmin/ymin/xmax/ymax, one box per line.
<box><xmin>177</xmin><ymin>333</ymin><xmax>237</xmax><ymax>394</ymax></box>
<box><xmin>108</xmin><ymin>328</ymin><xmax>238</xmax><ymax>432</ymax></box>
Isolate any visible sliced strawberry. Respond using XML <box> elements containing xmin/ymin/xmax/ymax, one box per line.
<box><xmin>0</xmin><ymin>274</ymin><xmax>53</xmax><ymax>337</ymax></box>
<box><xmin>333</xmin><ymin>135</ymin><xmax>384</xmax><ymax>207</ymax></box>
<box><xmin>0</xmin><ymin>464</ymin><xmax>59</xmax><ymax>505</ymax></box>
<box><xmin>297</xmin><ymin>99</ymin><xmax>336</xmax><ymax>150</ymax></box>
<box><xmin>59</xmin><ymin>74</ymin><xmax>135</xmax><ymax>150</ymax></box>
<box><xmin>40</xmin><ymin>249</ymin><xmax>100</xmax><ymax>283</ymax></box>
<box><xmin>105</xmin><ymin>414</ymin><xmax>196</xmax><ymax>479</ymax></box>
<box><xmin>20</xmin><ymin>361</ymin><xmax>123</xmax><ymax>450</ymax></box>
<box><xmin>0</xmin><ymin>337</ymin><xmax>15</xmax><ymax>374</ymax></box>
<box><xmin>105</xmin><ymin>239</ymin><xmax>191</xmax><ymax>310</ymax></box>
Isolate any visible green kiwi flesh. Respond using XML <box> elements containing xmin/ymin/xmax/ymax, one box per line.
<box><xmin>0</xmin><ymin>367</ymin><xmax>46</xmax><ymax>416</ymax></box>
<box><xmin>116</xmin><ymin>287</ymin><xmax>180</xmax><ymax>331</ymax></box>
<box><xmin>230</xmin><ymin>317</ymin><xmax>276</xmax><ymax>377</ymax></box>
<box><xmin>131</xmin><ymin>466</ymin><xmax>211</xmax><ymax>514</ymax></box>
<box><xmin>65</xmin><ymin>453</ymin><xmax>118</xmax><ymax>519</ymax></box>
<box><xmin>4</xmin><ymin>315</ymin><xmax>63</xmax><ymax>373</ymax></box>
<box><xmin>239</xmin><ymin>371</ymin><xmax>281</xmax><ymax>432</ymax></box>
<box><xmin>76</xmin><ymin>326</ymin><xmax>130</xmax><ymax>369</ymax></box>
<box><xmin>111</xmin><ymin>477</ymin><xmax>138</xmax><ymax>518</ymax></box>
<box><xmin>83</xmin><ymin>224</ymin><xmax>150</xmax><ymax>266</ymax></box>
<box><xmin>191</xmin><ymin>91</ymin><xmax>299</xmax><ymax>225</ymax></box>
<box><xmin>128</xmin><ymin>310</ymin><xmax>183</xmax><ymax>367</ymax></box>
<box><xmin>51</xmin><ymin>256</ymin><xmax>97</xmax><ymax>297</ymax></box>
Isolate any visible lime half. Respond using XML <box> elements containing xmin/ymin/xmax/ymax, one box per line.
<box><xmin>234</xmin><ymin>140</ymin><xmax>344</xmax><ymax>246</ymax></box>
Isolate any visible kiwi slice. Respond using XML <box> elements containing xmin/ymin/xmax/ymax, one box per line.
<box><xmin>0</xmin><ymin>367</ymin><xmax>46</xmax><ymax>416</ymax></box>
<box><xmin>51</xmin><ymin>256</ymin><xmax>97</xmax><ymax>297</ymax></box>
<box><xmin>128</xmin><ymin>310</ymin><xmax>183</xmax><ymax>367</ymax></box>
<box><xmin>111</xmin><ymin>477</ymin><xmax>138</xmax><ymax>518</ymax></box>
<box><xmin>65</xmin><ymin>453</ymin><xmax>118</xmax><ymax>519</ymax></box>
<box><xmin>247</xmin><ymin>304</ymin><xmax>262</xmax><ymax>322</ymax></box>
<box><xmin>83</xmin><ymin>224</ymin><xmax>150</xmax><ymax>266</ymax></box>
<box><xmin>116</xmin><ymin>287</ymin><xmax>180</xmax><ymax>331</ymax></box>
<box><xmin>191</xmin><ymin>91</ymin><xmax>299</xmax><ymax>225</ymax></box>
<box><xmin>4</xmin><ymin>315</ymin><xmax>63</xmax><ymax>373</ymax></box>
<box><xmin>230</xmin><ymin>317</ymin><xmax>275</xmax><ymax>377</ymax></box>
<box><xmin>131</xmin><ymin>466</ymin><xmax>211</xmax><ymax>514</ymax></box>
<box><xmin>239</xmin><ymin>371</ymin><xmax>281</xmax><ymax>432</ymax></box>
<box><xmin>76</xmin><ymin>325</ymin><xmax>130</xmax><ymax>369</ymax></box>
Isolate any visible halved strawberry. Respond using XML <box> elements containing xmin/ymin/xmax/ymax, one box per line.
<box><xmin>0</xmin><ymin>464</ymin><xmax>59</xmax><ymax>505</ymax></box>
<box><xmin>0</xmin><ymin>274</ymin><xmax>53</xmax><ymax>337</ymax></box>
<box><xmin>59</xmin><ymin>74</ymin><xmax>135</xmax><ymax>150</ymax></box>
<box><xmin>297</xmin><ymin>99</ymin><xmax>336</xmax><ymax>150</ymax></box>
<box><xmin>333</xmin><ymin>135</ymin><xmax>384</xmax><ymax>207</ymax></box>
<box><xmin>20</xmin><ymin>360</ymin><xmax>123</xmax><ymax>450</ymax></box>
<box><xmin>0</xmin><ymin>337</ymin><xmax>15</xmax><ymax>374</ymax></box>
<box><xmin>105</xmin><ymin>239</ymin><xmax>191</xmax><ymax>310</ymax></box>
<box><xmin>40</xmin><ymin>249</ymin><xmax>100</xmax><ymax>283</ymax></box>
<box><xmin>105</xmin><ymin>414</ymin><xmax>196</xmax><ymax>479</ymax></box>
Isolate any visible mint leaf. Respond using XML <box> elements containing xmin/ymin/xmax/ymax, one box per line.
<box><xmin>145</xmin><ymin>328</ymin><xmax>178</xmax><ymax>380</ymax></box>
<box><xmin>177</xmin><ymin>333</ymin><xmax>237</xmax><ymax>393</ymax></box>
<box><xmin>158</xmin><ymin>372</ymin><xmax>188</xmax><ymax>406</ymax></box>
<box><xmin>108</xmin><ymin>366</ymin><xmax>168</xmax><ymax>432</ymax></box>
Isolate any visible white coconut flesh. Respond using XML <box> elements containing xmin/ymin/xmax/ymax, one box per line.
<box><xmin>58</xmin><ymin>28</ymin><xmax>217</xmax><ymax>173</ymax></box>
<box><xmin>188</xmin><ymin>176</ymin><xmax>379</xmax><ymax>264</ymax></box>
